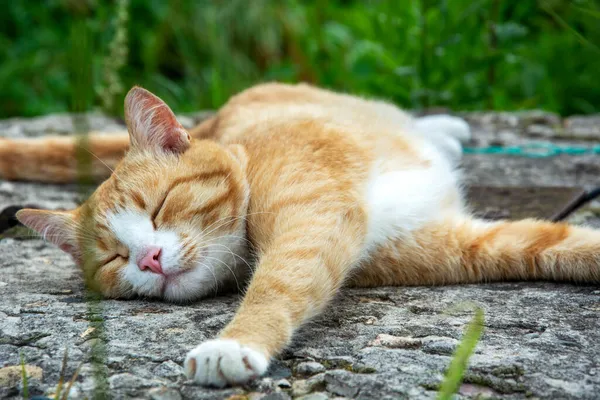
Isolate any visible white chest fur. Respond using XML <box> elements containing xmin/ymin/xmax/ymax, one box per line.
<box><xmin>362</xmin><ymin>115</ymin><xmax>470</xmax><ymax>256</ymax></box>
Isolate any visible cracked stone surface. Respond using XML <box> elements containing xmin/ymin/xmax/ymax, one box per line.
<box><xmin>2</xmin><ymin>111</ymin><xmax>600</xmax><ymax>399</ymax></box>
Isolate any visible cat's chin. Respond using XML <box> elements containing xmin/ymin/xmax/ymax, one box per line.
<box><xmin>160</xmin><ymin>267</ymin><xmax>218</xmax><ymax>303</ymax></box>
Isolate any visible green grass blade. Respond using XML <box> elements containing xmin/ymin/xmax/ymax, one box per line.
<box><xmin>541</xmin><ymin>4</ymin><xmax>600</xmax><ymax>54</ymax></box>
<box><xmin>20</xmin><ymin>352</ymin><xmax>29</xmax><ymax>400</ymax></box>
<box><xmin>68</xmin><ymin>15</ymin><xmax>110</xmax><ymax>400</ymax></box>
<box><xmin>54</xmin><ymin>348</ymin><xmax>69</xmax><ymax>400</ymax></box>
<box><xmin>572</xmin><ymin>5</ymin><xmax>600</xmax><ymax>19</ymax></box>
<box><xmin>437</xmin><ymin>307</ymin><xmax>485</xmax><ymax>400</ymax></box>
<box><xmin>61</xmin><ymin>362</ymin><xmax>84</xmax><ymax>400</ymax></box>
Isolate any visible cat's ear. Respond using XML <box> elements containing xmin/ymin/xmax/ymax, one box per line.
<box><xmin>16</xmin><ymin>209</ymin><xmax>80</xmax><ymax>260</ymax></box>
<box><xmin>124</xmin><ymin>86</ymin><xmax>191</xmax><ymax>154</ymax></box>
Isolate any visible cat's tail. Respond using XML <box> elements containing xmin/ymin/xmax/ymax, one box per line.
<box><xmin>0</xmin><ymin>133</ymin><xmax>129</xmax><ymax>183</ymax></box>
<box><xmin>356</xmin><ymin>216</ymin><xmax>600</xmax><ymax>286</ymax></box>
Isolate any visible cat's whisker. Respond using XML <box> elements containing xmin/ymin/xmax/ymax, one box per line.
<box><xmin>203</xmin><ymin>255</ymin><xmax>242</xmax><ymax>293</ymax></box>
<box><xmin>208</xmin><ymin>250</ymin><xmax>252</xmax><ymax>277</ymax></box>
<box><xmin>206</xmin><ymin>246</ymin><xmax>252</xmax><ymax>270</ymax></box>
<box><xmin>192</xmin><ymin>233</ymin><xmax>252</xmax><ymax>248</ymax></box>
<box><xmin>183</xmin><ymin>210</ymin><xmax>274</xmax><ymax>247</ymax></box>
<box><xmin>180</xmin><ymin>230</ymin><xmax>254</xmax><ymax>271</ymax></box>
<box><xmin>180</xmin><ymin>212</ymin><xmax>269</xmax><ymax>253</ymax></box>
<box><xmin>13</xmin><ymin>230</ymin><xmax>98</xmax><ymax>242</ymax></box>
<box><xmin>197</xmin><ymin>261</ymin><xmax>220</xmax><ymax>297</ymax></box>
<box><xmin>183</xmin><ymin>230</ymin><xmax>236</xmax><ymax>250</ymax></box>
<box><xmin>182</xmin><ymin>239</ymin><xmax>249</xmax><ymax>274</ymax></box>
<box><xmin>199</xmin><ymin>211</ymin><xmax>274</xmax><ymax>239</ymax></box>
<box><xmin>197</xmin><ymin>216</ymin><xmax>244</xmax><ymax>239</ymax></box>
<box><xmin>215</xmin><ymin>233</ymin><xmax>253</xmax><ymax>244</ymax></box>
<box><xmin>79</xmin><ymin>144</ymin><xmax>116</xmax><ymax>174</ymax></box>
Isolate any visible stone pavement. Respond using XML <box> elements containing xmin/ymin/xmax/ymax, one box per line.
<box><xmin>1</xmin><ymin>112</ymin><xmax>600</xmax><ymax>399</ymax></box>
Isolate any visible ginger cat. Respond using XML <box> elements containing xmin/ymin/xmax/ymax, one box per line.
<box><xmin>1</xmin><ymin>83</ymin><xmax>599</xmax><ymax>387</ymax></box>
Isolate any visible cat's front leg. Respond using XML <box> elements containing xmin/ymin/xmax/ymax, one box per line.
<box><xmin>184</xmin><ymin>207</ymin><xmax>366</xmax><ymax>387</ymax></box>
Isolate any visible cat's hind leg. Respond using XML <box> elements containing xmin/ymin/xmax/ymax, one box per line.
<box><xmin>351</xmin><ymin>216</ymin><xmax>600</xmax><ymax>287</ymax></box>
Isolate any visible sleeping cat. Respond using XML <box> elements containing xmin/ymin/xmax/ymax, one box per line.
<box><xmin>1</xmin><ymin>83</ymin><xmax>599</xmax><ymax>388</ymax></box>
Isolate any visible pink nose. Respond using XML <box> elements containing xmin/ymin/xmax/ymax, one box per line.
<box><xmin>137</xmin><ymin>246</ymin><xmax>163</xmax><ymax>274</ymax></box>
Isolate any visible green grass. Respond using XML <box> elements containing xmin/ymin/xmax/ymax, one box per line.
<box><xmin>20</xmin><ymin>349</ymin><xmax>83</xmax><ymax>400</ymax></box>
<box><xmin>437</xmin><ymin>308</ymin><xmax>485</xmax><ymax>400</ymax></box>
<box><xmin>54</xmin><ymin>349</ymin><xmax>84</xmax><ymax>400</ymax></box>
<box><xmin>20</xmin><ymin>352</ymin><xmax>29</xmax><ymax>400</ymax></box>
<box><xmin>69</xmin><ymin>14</ymin><xmax>110</xmax><ymax>400</ymax></box>
<box><xmin>1</xmin><ymin>0</ymin><xmax>599</xmax><ymax>118</ymax></box>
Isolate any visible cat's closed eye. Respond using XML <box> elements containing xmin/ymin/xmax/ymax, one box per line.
<box><xmin>101</xmin><ymin>243</ymin><xmax>129</xmax><ymax>266</ymax></box>
<box><xmin>116</xmin><ymin>243</ymin><xmax>129</xmax><ymax>259</ymax></box>
<box><xmin>102</xmin><ymin>254</ymin><xmax>123</xmax><ymax>266</ymax></box>
<box><xmin>151</xmin><ymin>191</ymin><xmax>170</xmax><ymax>223</ymax></box>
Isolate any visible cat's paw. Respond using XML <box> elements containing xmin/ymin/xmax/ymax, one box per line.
<box><xmin>184</xmin><ymin>339</ymin><xmax>269</xmax><ymax>387</ymax></box>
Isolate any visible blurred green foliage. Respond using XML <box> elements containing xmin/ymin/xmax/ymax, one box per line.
<box><xmin>1</xmin><ymin>0</ymin><xmax>599</xmax><ymax>118</ymax></box>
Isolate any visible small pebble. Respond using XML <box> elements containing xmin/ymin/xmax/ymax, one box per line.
<box><xmin>296</xmin><ymin>393</ymin><xmax>329</xmax><ymax>400</ymax></box>
<box><xmin>153</xmin><ymin>360</ymin><xmax>185</xmax><ymax>379</ymax></box>
<box><xmin>0</xmin><ymin>182</ymin><xmax>15</xmax><ymax>193</ymax></box>
<box><xmin>148</xmin><ymin>387</ymin><xmax>182</xmax><ymax>400</ymax></box>
<box><xmin>296</xmin><ymin>361</ymin><xmax>326</xmax><ymax>376</ymax></box>
<box><xmin>524</xmin><ymin>333</ymin><xmax>540</xmax><ymax>339</ymax></box>
<box><xmin>261</xmin><ymin>392</ymin><xmax>291</xmax><ymax>400</ymax></box>
<box><xmin>276</xmin><ymin>378</ymin><xmax>292</xmax><ymax>388</ymax></box>
<box><xmin>292</xmin><ymin>374</ymin><xmax>326</xmax><ymax>397</ymax></box>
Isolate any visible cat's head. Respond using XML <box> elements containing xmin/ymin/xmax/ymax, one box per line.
<box><xmin>16</xmin><ymin>87</ymin><xmax>250</xmax><ymax>302</ymax></box>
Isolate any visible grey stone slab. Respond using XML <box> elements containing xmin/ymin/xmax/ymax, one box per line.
<box><xmin>1</xmin><ymin>112</ymin><xmax>600</xmax><ymax>399</ymax></box>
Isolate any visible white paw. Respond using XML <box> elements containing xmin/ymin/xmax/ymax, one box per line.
<box><xmin>184</xmin><ymin>339</ymin><xmax>269</xmax><ymax>387</ymax></box>
<box><xmin>415</xmin><ymin>115</ymin><xmax>472</xmax><ymax>143</ymax></box>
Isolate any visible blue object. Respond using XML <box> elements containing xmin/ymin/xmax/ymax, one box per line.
<box><xmin>463</xmin><ymin>143</ymin><xmax>600</xmax><ymax>158</ymax></box>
